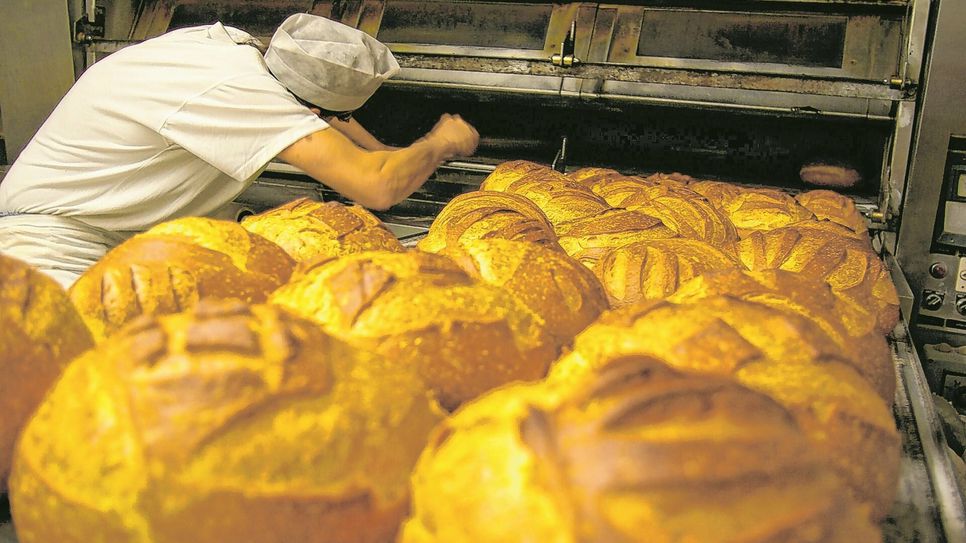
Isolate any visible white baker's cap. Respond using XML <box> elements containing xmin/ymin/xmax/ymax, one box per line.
<box><xmin>264</xmin><ymin>13</ymin><xmax>400</xmax><ymax>112</ymax></box>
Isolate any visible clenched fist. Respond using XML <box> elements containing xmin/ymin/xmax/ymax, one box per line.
<box><xmin>428</xmin><ymin>114</ymin><xmax>480</xmax><ymax>158</ymax></box>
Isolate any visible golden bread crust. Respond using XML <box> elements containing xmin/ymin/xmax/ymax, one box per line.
<box><xmin>403</xmin><ymin>356</ymin><xmax>880</xmax><ymax>542</ymax></box>
<box><xmin>10</xmin><ymin>300</ymin><xmax>442</xmax><ymax>543</ymax></box>
<box><xmin>443</xmin><ymin>239</ymin><xmax>609</xmax><ymax>345</ymax></box>
<box><xmin>623</xmin><ymin>194</ymin><xmax>739</xmax><ymax>246</ymax></box>
<box><xmin>549</xmin><ymin>297</ymin><xmax>900</xmax><ymax>520</ymax></box>
<box><xmin>669</xmin><ymin>269</ymin><xmax>894</xmax><ymax>402</ymax></box>
<box><xmin>69</xmin><ymin>218</ymin><xmax>294</xmax><ymax>342</ymax></box>
<box><xmin>736</xmin><ymin>224</ymin><xmax>899</xmax><ymax>334</ymax></box>
<box><xmin>417</xmin><ymin>191</ymin><xmax>559</xmax><ymax>254</ymax></box>
<box><xmin>0</xmin><ymin>255</ymin><xmax>94</xmax><ymax>489</ymax></box>
<box><xmin>241</xmin><ymin>198</ymin><xmax>403</xmax><ymax>262</ymax></box>
<box><xmin>478</xmin><ymin>160</ymin><xmax>557</xmax><ymax>192</ymax></box>
<box><xmin>270</xmin><ymin>251</ymin><xmax>557</xmax><ymax>410</ymax></box>
<box><xmin>594</xmin><ymin>238</ymin><xmax>741</xmax><ymax>307</ymax></box>
<box><xmin>795</xmin><ymin>191</ymin><xmax>869</xmax><ymax>236</ymax></box>
<box><xmin>556</xmin><ymin>209</ymin><xmax>678</xmax><ymax>269</ymax></box>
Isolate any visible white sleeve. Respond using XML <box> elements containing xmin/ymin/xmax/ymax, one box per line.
<box><xmin>159</xmin><ymin>74</ymin><xmax>330</xmax><ymax>182</ymax></box>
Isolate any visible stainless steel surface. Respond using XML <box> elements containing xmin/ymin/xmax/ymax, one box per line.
<box><xmin>0</xmin><ymin>0</ymin><xmax>75</xmax><ymax>161</ymax></box>
<box><xmin>895</xmin><ymin>0</ymin><xmax>966</xmax><ymax>344</ymax></box>
<box><xmin>890</xmin><ymin>315</ymin><xmax>966</xmax><ymax>543</ymax></box>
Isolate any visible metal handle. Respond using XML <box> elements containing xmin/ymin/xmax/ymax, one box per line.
<box><xmin>551</xmin><ymin>20</ymin><xmax>581</xmax><ymax>68</ymax></box>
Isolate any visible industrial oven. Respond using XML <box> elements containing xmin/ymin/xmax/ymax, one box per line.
<box><xmin>1</xmin><ymin>0</ymin><xmax>965</xmax><ymax>540</ymax></box>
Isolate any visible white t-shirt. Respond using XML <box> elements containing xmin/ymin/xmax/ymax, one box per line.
<box><xmin>0</xmin><ymin>23</ymin><xmax>328</xmax><ymax>232</ymax></box>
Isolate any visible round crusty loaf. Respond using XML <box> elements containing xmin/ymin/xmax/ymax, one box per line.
<box><xmin>735</xmin><ymin>223</ymin><xmax>899</xmax><ymax>334</ymax></box>
<box><xmin>621</xmin><ymin>193</ymin><xmax>739</xmax><ymax>247</ymax></box>
<box><xmin>585</xmin><ymin>176</ymin><xmax>652</xmax><ymax>207</ymax></box>
<box><xmin>716</xmin><ymin>190</ymin><xmax>816</xmax><ymax>237</ymax></box>
<box><xmin>402</xmin><ymin>355</ymin><xmax>880</xmax><ymax>543</ymax></box>
<box><xmin>669</xmin><ymin>269</ymin><xmax>894</xmax><ymax>402</ymax></box>
<box><xmin>478</xmin><ymin>160</ymin><xmax>558</xmax><ymax>192</ymax></box>
<box><xmin>549</xmin><ymin>297</ymin><xmax>900</xmax><ymax>520</ymax></box>
<box><xmin>9</xmin><ymin>300</ymin><xmax>443</xmax><ymax>543</ymax></box>
<box><xmin>442</xmin><ymin>239</ymin><xmax>609</xmax><ymax>345</ymax></box>
<box><xmin>241</xmin><ymin>198</ymin><xmax>403</xmax><ymax>262</ymax></box>
<box><xmin>795</xmin><ymin>190</ymin><xmax>869</xmax><ymax>237</ymax></box>
<box><xmin>497</xmin><ymin>177</ymin><xmax>611</xmax><ymax>231</ymax></box>
<box><xmin>689</xmin><ymin>180</ymin><xmax>746</xmax><ymax>205</ymax></box>
<box><xmin>566</xmin><ymin>166</ymin><xmax>625</xmax><ymax>191</ymax></box>
<box><xmin>270</xmin><ymin>251</ymin><xmax>557</xmax><ymax>410</ymax></box>
<box><xmin>0</xmin><ymin>255</ymin><xmax>94</xmax><ymax>490</ymax></box>
<box><xmin>556</xmin><ymin>209</ymin><xmax>678</xmax><ymax>269</ymax></box>
<box><xmin>417</xmin><ymin>191</ymin><xmax>559</xmax><ymax>255</ymax></box>
<box><xmin>594</xmin><ymin>238</ymin><xmax>741</xmax><ymax>307</ymax></box>
<box><xmin>69</xmin><ymin>217</ymin><xmax>294</xmax><ymax>342</ymax></box>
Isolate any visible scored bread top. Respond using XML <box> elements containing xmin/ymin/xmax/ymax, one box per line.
<box><xmin>241</xmin><ymin>198</ymin><xmax>403</xmax><ymax>262</ymax></box>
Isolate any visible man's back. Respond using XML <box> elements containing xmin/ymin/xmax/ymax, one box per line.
<box><xmin>0</xmin><ymin>23</ymin><xmax>325</xmax><ymax>232</ymax></box>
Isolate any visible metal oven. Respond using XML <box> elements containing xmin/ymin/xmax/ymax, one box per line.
<box><xmin>1</xmin><ymin>0</ymin><xmax>965</xmax><ymax>540</ymax></box>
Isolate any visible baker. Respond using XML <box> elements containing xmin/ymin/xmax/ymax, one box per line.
<box><xmin>0</xmin><ymin>13</ymin><xmax>479</xmax><ymax>287</ymax></box>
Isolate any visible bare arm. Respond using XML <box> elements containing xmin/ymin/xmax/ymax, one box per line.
<box><xmin>324</xmin><ymin>117</ymin><xmax>399</xmax><ymax>151</ymax></box>
<box><xmin>277</xmin><ymin>114</ymin><xmax>478</xmax><ymax>210</ymax></box>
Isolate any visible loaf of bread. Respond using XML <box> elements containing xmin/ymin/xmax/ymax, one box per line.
<box><xmin>716</xmin><ymin>191</ymin><xmax>817</xmax><ymax>237</ymax></box>
<box><xmin>402</xmin><ymin>355</ymin><xmax>880</xmax><ymax>542</ymax></box>
<box><xmin>549</xmin><ymin>297</ymin><xmax>900</xmax><ymax>520</ymax></box>
<box><xmin>688</xmin><ymin>179</ymin><xmax>746</xmax><ymax>204</ymax></box>
<box><xmin>478</xmin><ymin>160</ymin><xmax>559</xmax><ymax>192</ymax></box>
<box><xmin>270</xmin><ymin>251</ymin><xmax>556</xmax><ymax>410</ymax></box>
<box><xmin>0</xmin><ymin>255</ymin><xmax>93</xmax><ymax>490</ymax></box>
<box><xmin>9</xmin><ymin>300</ymin><xmax>443</xmax><ymax>543</ymax></box>
<box><xmin>642</xmin><ymin>171</ymin><xmax>697</xmax><ymax>184</ymax></box>
<box><xmin>594</xmin><ymin>238</ymin><xmax>741</xmax><ymax>307</ymax></box>
<box><xmin>736</xmin><ymin>224</ymin><xmax>899</xmax><ymax>334</ymax></box>
<box><xmin>586</xmin><ymin>176</ymin><xmax>652</xmax><ymax>207</ymax></box>
<box><xmin>496</xmin><ymin>177</ymin><xmax>611</xmax><ymax>231</ymax></box>
<box><xmin>669</xmin><ymin>269</ymin><xmax>893</xmax><ymax>402</ymax></box>
<box><xmin>417</xmin><ymin>191</ymin><xmax>559</xmax><ymax>255</ymax></box>
<box><xmin>241</xmin><ymin>198</ymin><xmax>403</xmax><ymax>262</ymax></box>
<box><xmin>555</xmin><ymin>209</ymin><xmax>678</xmax><ymax>269</ymax></box>
<box><xmin>795</xmin><ymin>190</ymin><xmax>869</xmax><ymax>237</ymax></box>
<box><xmin>68</xmin><ymin>217</ymin><xmax>294</xmax><ymax>342</ymax></box>
<box><xmin>442</xmin><ymin>239</ymin><xmax>609</xmax><ymax>345</ymax></box>
<box><xmin>566</xmin><ymin>166</ymin><xmax>624</xmax><ymax>190</ymax></box>
<box><xmin>621</xmin><ymin>193</ymin><xmax>740</xmax><ymax>246</ymax></box>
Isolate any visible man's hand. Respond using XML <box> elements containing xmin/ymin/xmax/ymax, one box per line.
<box><xmin>426</xmin><ymin>114</ymin><xmax>479</xmax><ymax>159</ymax></box>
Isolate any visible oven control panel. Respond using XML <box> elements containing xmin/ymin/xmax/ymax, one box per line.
<box><xmin>917</xmin><ymin>254</ymin><xmax>966</xmax><ymax>335</ymax></box>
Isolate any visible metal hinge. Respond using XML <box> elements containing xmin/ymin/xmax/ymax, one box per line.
<box><xmin>74</xmin><ymin>2</ymin><xmax>105</xmax><ymax>43</ymax></box>
<box><xmin>551</xmin><ymin>21</ymin><xmax>580</xmax><ymax>68</ymax></box>
<box><xmin>888</xmin><ymin>76</ymin><xmax>918</xmax><ymax>97</ymax></box>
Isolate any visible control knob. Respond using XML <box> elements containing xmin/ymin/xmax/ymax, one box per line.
<box><xmin>922</xmin><ymin>290</ymin><xmax>944</xmax><ymax>311</ymax></box>
<box><xmin>957</xmin><ymin>295</ymin><xmax>966</xmax><ymax>316</ymax></box>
